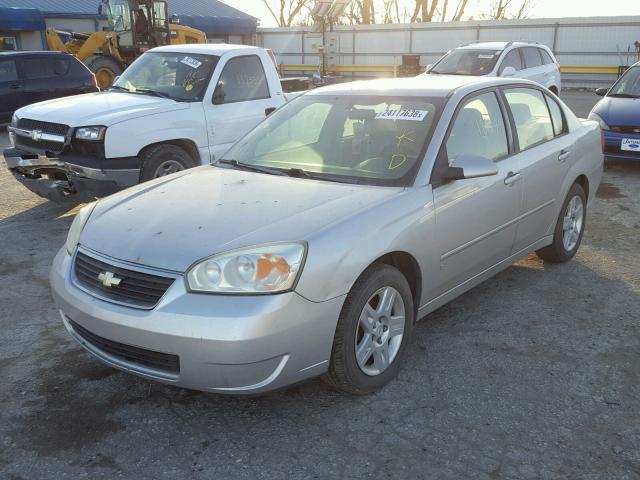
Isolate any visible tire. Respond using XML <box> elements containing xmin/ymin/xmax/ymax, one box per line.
<box><xmin>85</xmin><ymin>55</ymin><xmax>122</xmax><ymax>89</ymax></box>
<box><xmin>139</xmin><ymin>144</ymin><xmax>197</xmax><ymax>183</ymax></box>
<box><xmin>322</xmin><ymin>264</ymin><xmax>414</xmax><ymax>395</ymax></box>
<box><xmin>536</xmin><ymin>182</ymin><xmax>587</xmax><ymax>263</ymax></box>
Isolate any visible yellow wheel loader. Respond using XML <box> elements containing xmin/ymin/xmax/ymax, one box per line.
<box><xmin>46</xmin><ymin>0</ymin><xmax>206</xmax><ymax>89</ymax></box>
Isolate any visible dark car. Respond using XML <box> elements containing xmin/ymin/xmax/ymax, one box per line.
<box><xmin>0</xmin><ymin>51</ymin><xmax>98</xmax><ymax>123</ymax></box>
<box><xmin>589</xmin><ymin>62</ymin><xmax>640</xmax><ymax>161</ymax></box>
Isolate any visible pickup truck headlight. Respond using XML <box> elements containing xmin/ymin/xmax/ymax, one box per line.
<box><xmin>588</xmin><ymin>112</ymin><xmax>610</xmax><ymax>131</ymax></box>
<box><xmin>187</xmin><ymin>242</ymin><xmax>306</xmax><ymax>294</ymax></box>
<box><xmin>75</xmin><ymin>126</ymin><xmax>106</xmax><ymax>141</ymax></box>
<box><xmin>66</xmin><ymin>202</ymin><xmax>98</xmax><ymax>254</ymax></box>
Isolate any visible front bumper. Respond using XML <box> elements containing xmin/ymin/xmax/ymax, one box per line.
<box><xmin>603</xmin><ymin>131</ymin><xmax>640</xmax><ymax>161</ymax></box>
<box><xmin>50</xmin><ymin>247</ymin><xmax>345</xmax><ymax>394</ymax></box>
<box><xmin>4</xmin><ymin>148</ymin><xmax>139</xmax><ymax>201</ymax></box>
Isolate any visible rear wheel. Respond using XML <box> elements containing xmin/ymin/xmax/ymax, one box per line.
<box><xmin>139</xmin><ymin>144</ymin><xmax>196</xmax><ymax>183</ymax></box>
<box><xmin>322</xmin><ymin>264</ymin><xmax>414</xmax><ymax>395</ymax></box>
<box><xmin>536</xmin><ymin>182</ymin><xmax>586</xmax><ymax>263</ymax></box>
<box><xmin>85</xmin><ymin>55</ymin><xmax>122</xmax><ymax>89</ymax></box>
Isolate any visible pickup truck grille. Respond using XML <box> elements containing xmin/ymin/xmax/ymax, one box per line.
<box><xmin>15</xmin><ymin>118</ymin><xmax>70</xmax><ymax>154</ymax></box>
<box><xmin>69</xmin><ymin>319</ymin><xmax>180</xmax><ymax>374</ymax></box>
<box><xmin>73</xmin><ymin>251</ymin><xmax>176</xmax><ymax>309</ymax></box>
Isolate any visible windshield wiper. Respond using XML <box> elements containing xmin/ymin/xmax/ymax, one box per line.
<box><xmin>134</xmin><ymin>88</ymin><xmax>175</xmax><ymax>100</ymax></box>
<box><xmin>608</xmin><ymin>93</ymin><xmax>640</xmax><ymax>98</ymax></box>
<box><xmin>216</xmin><ymin>159</ymin><xmax>285</xmax><ymax>176</ymax></box>
<box><xmin>284</xmin><ymin>167</ymin><xmax>351</xmax><ymax>184</ymax></box>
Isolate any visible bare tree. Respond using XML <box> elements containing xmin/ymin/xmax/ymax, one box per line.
<box><xmin>262</xmin><ymin>0</ymin><xmax>312</xmax><ymax>27</ymax></box>
<box><xmin>488</xmin><ymin>0</ymin><xmax>534</xmax><ymax>19</ymax></box>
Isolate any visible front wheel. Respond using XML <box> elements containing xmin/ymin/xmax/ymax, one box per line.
<box><xmin>322</xmin><ymin>264</ymin><xmax>414</xmax><ymax>395</ymax></box>
<box><xmin>139</xmin><ymin>144</ymin><xmax>196</xmax><ymax>183</ymax></box>
<box><xmin>536</xmin><ymin>182</ymin><xmax>586</xmax><ymax>263</ymax></box>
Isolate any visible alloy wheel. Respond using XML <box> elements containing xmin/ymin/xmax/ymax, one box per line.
<box><xmin>562</xmin><ymin>195</ymin><xmax>584</xmax><ymax>252</ymax></box>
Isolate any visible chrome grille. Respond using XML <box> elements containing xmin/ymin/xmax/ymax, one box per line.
<box><xmin>73</xmin><ymin>250</ymin><xmax>176</xmax><ymax>309</ymax></box>
<box><xmin>15</xmin><ymin>118</ymin><xmax>69</xmax><ymax>154</ymax></box>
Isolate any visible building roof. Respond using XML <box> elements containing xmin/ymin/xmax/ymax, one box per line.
<box><xmin>0</xmin><ymin>0</ymin><xmax>257</xmax><ymax>34</ymax></box>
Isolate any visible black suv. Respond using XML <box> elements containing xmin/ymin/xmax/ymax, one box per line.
<box><xmin>0</xmin><ymin>51</ymin><xmax>99</xmax><ymax>123</ymax></box>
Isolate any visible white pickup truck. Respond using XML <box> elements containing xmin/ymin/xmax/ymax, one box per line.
<box><xmin>5</xmin><ymin>44</ymin><xmax>302</xmax><ymax>201</ymax></box>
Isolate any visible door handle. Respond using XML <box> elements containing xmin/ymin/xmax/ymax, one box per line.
<box><xmin>504</xmin><ymin>171</ymin><xmax>522</xmax><ymax>186</ymax></box>
<box><xmin>265</xmin><ymin>107</ymin><xmax>276</xmax><ymax>116</ymax></box>
<box><xmin>558</xmin><ymin>149</ymin><xmax>571</xmax><ymax>162</ymax></box>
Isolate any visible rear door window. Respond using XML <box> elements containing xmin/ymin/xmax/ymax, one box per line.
<box><xmin>0</xmin><ymin>59</ymin><xmax>18</xmax><ymax>82</ymax></box>
<box><xmin>499</xmin><ymin>49</ymin><xmax>523</xmax><ymax>73</ymax></box>
<box><xmin>522</xmin><ymin>47</ymin><xmax>543</xmax><ymax>69</ymax></box>
<box><xmin>504</xmin><ymin>88</ymin><xmax>554</xmax><ymax>150</ymax></box>
<box><xmin>545</xmin><ymin>94</ymin><xmax>565</xmax><ymax>136</ymax></box>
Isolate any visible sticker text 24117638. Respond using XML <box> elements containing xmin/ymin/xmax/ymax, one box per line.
<box><xmin>374</xmin><ymin>109</ymin><xmax>429</xmax><ymax>121</ymax></box>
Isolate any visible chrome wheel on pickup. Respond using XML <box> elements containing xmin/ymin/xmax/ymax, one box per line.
<box><xmin>153</xmin><ymin>159</ymin><xmax>186</xmax><ymax>178</ymax></box>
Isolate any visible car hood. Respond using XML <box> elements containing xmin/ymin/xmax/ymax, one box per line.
<box><xmin>592</xmin><ymin>96</ymin><xmax>640</xmax><ymax>126</ymax></box>
<box><xmin>80</xmin><ymin>166</ymin><xmax>403</xmax><ymax>272</ymax></box>
<box><xmin>15</xmin><ymin>91</ymin><xmax>188</xmax><ymax>127</ymax></box>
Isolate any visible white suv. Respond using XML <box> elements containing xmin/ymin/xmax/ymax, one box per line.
<box><xmin>426</xmin><ymin>42</ymin><xmax>561</xmax><ymax>94</ymax></box>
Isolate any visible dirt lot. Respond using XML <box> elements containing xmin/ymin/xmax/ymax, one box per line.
<box><xmin>0</xmin><ymin>92</ymin><xmax>639</xmax><ymax>479</ymax></box>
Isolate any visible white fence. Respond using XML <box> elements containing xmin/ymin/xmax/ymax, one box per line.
<box><xmin>256</xmin><ymin>16</ymin><xmax>640</xmax><ymax>88</ymax></box>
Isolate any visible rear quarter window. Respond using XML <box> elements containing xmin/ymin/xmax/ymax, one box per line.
<box><xmin>0</xmin><ymin>59</ymin><xmax>17</xmax><ymax>82</ymax></box>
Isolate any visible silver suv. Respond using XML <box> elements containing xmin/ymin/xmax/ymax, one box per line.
<box><xmin>427</xmin><ymin>41</ymin><xmax>561</xmax><ymax>94</ymax></box>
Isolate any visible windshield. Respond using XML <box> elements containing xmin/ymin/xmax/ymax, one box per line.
<box><xmin>608</xmin><ymin>66</ymin><xmax>640</xmax><ymax>98</ymax></box>
<box><xmin>431</xmin><ymin>49</ymin><xmax>502</xmax><ymax>75</ymax></box>
<box><xmin>112</xmin><ymin>52</ymin><xmax>219</xmax><ymax>101</ymax></box>
<box><xmin>220</xmin><ymin>95</ymin><xmax>444</xmax><ymax>186</ymax></box>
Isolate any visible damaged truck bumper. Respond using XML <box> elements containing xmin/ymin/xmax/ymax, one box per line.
<box><xmin>4</xmin><ymin>148</ymin><xmax>140</xmax><ymax>202</ymax></box>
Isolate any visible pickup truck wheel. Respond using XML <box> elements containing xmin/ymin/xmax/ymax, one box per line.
<box><xmin>322</xmin><ymin>264</ymin><xmax>414</xmax><ymax>395</ymax></box>
<box><xmin>139</xmin><ymin>144</ymin><xmax>196</xmax><ymax>182</ymax></box>
<box><xmin>536</xmin><ymin>182</ymin><xmax>586</xmax><ymax>263</ymax></box>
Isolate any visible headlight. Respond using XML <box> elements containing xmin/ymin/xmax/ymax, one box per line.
<box><xmin>75</xmin><ymin>126</ymin><xmax>106</xmax><ymax>141</ymax></box>
<box><xmin>588</xmin><ymin>112</ymin><xmax>610</xmax><ymax>131</ymax></box>
<box><xmin>187</xmin><ymin>242</ymin><xmax>307</xmax><ymax>294</ymax></box>
<box><xmin>66</xmin><ymin>202</ymin><xmax>98</xmax><ymax>254</ymax></box>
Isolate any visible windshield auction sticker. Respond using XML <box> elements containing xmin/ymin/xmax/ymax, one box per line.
<box><xmin>375</xmin><ymin>109</ymin><xmax>429</xmax><ymax>121</ymax></box>
<box><xmin>180</xmin><ymin>56</ymin><xmax>203</xmax><ymax>69</ymax></box>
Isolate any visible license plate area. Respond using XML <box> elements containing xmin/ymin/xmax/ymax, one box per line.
<box><xmin>620</xmin><ymin>138</ymin><xmax>640</xmax><ymax>152</ymax></box>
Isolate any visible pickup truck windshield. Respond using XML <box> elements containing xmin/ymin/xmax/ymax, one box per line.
<box><xmin>112</xmin><ymin>52</ymin><xmax>219</xmax><ymax>102</ymax></box>
<box><xmin>221</xmin><ymin>95</ymin><xmax>444</xmax><ymax>186</ymax></box>
<box><xmin>431</xmin><ymin>49</ymin><xmax>501</xmax><ymax>75</ymax></box>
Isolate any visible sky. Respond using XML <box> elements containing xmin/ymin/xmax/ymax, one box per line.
<box><xmin>221</xmin><ymin>0</ymin><xmax>640</xmax><ymax>27</ymax></box>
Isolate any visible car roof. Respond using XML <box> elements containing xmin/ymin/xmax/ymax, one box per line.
<box><xmin>0</xmin><ymin>50</ymin><xmax>73</xmax><ymax>57</ymax></box>
<box><xmin>457</xmin><ymin>41</ymin><xmax>543</xmax><ymax>50</ymax></box>
<box><xmin>306</xmin><ymin>75</ymin><xmax>538</xmax><ymax>98</ymax></box>
<box><xmin>148</xmin><ymin>43</ymin><xmax>261</xmax><ymax>56</ymax></box>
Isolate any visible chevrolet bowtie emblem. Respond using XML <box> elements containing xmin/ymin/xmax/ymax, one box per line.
<box><xmin>98</xmin><ymin>271</ymin><xmax>122</xmax><ymax>288</ymax></box>
<box><xmin>30</xmin><ymin>129</ymin><xmax>43</xmax><ymax>141</ymax></box>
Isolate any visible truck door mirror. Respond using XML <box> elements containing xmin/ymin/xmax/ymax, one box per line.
<box><xmin>595</xmin><ymin>87</ymin><xmax>608</xmax><ymax>97</ymax></box>
<box><xmin>213</xmin><ymin>85</ymin><xmax>225</xmax><ymax>105</ymax></box>
<box><xmin>501</xmin><ymin>66</ymin><xmax>516</xmax><ymax>77</ymax></box>
<box><xmin>445</xmin><ymin>155</ymin><xmax>498</xmax><ymax>180</ymax></box>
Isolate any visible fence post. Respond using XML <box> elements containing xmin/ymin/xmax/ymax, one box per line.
<box><xmin>552</xmin><ymin>22</ymin><xmax>559</xmax><ymax>54</ymax></box>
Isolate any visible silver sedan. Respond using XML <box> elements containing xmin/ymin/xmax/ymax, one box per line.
<box><xmin>50</xmin><ymin>75</ymin><xmax>603</xmax><ymax>394</ymax></box>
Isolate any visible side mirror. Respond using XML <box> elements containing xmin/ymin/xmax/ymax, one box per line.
<box><xmin>445</xmin><ymin>155</ymin><xmax>498</xmax><ymax>181</ymax></box>
<box><xmin>212</xmin><ymin>84</ymin><xmax>225</xmax><ymax>105</ymax></box>
<box><xmin>595</xmin><ymin>87</ymin><xmax>608</xmax><ymax>97</ymax></box>
<box><xmin>501</xmin><ymin>66</ymin><xmax>516</xmax><ymax>77</ymax></box>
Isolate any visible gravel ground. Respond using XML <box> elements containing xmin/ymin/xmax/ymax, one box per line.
<box><xmin>0</xmin><ymin>92</ymin><xmax>639</xmax><ymax>479</ymax></box>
